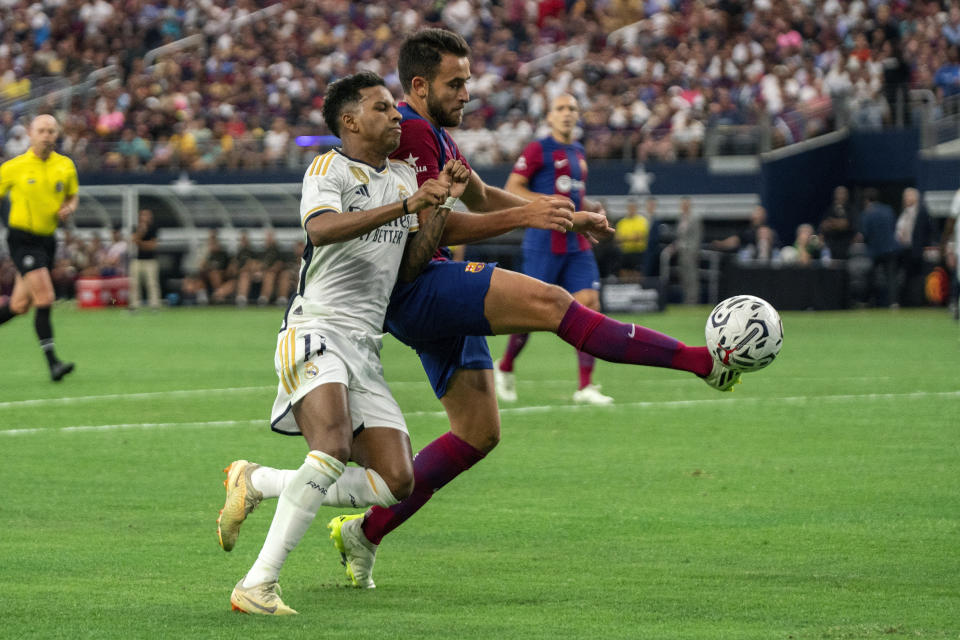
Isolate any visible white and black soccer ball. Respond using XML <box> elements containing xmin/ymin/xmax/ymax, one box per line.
<box><xmin>705</xmin><ymin>295</ymin><xmax>783</xmax><ymax>372</ymax></box>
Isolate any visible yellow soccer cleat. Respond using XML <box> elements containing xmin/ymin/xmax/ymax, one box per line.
<box><xmin>328</xmin><ymin>514</ymin><xmax>378</xmax><ymax>589</ymax></box>
<box><xmin>217</xmin><ymin>460</ymin><xmax>262</xmax><ymax>551</ymax></box>
<box><xmin>230</xmin><ymin>580</ymin><xmax>297</xmax><ymax>615</ymax></box>
<box><xmin>701</xmin><ymin>358</ymin><xmax>742</xmax><ymax>392</ymax></box>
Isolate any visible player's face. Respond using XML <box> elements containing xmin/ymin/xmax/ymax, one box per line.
<box><xmin>29</xmin><ymin>116</ymin><xmax>59</xmax><ymax>155</ymax></box>
<box><xmin>355</xmin><ymin>85</ymin><xmax>403</xmax><ymax>154</ymax></box>
<box><xmin>426</xmin><ymin>54</ymin><xmax>471</xmax><ymax>128</ymax></box>
<box><xmin>546</xmin><ymin>95</ymin><xmax>579</xmax><ymax>139</ymax></box>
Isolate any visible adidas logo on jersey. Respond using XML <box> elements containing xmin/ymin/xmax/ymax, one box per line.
<box><xmin>354</xmin><ymin>184</ymin><xmax>370</xmax><ymax>198</ymax></box>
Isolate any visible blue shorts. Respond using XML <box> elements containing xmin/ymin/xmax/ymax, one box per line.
<box><xmin>385</xmin><ymin>260</ymin><xmax>497</xmax><ymax>398</ymax></box>
<box><xmin>523</xmin><ymin>248</ymin><xmax>600</xmax><ymax>294</ymax></box>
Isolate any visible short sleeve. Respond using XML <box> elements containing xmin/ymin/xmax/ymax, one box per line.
<box><xmin>64</xmin><ymin>158</ymin><xmax>79</xmax><ymax>198</ymax></box>
<box><xmin>0</xmin><ymin>161</ymin><xmax>10</xmax><ymax>198</ymax></box>
<box><xmin>511</xmin><ymin>141</ymin><xmax>543</xmax><ymax>181</ymax></box>
<box><xmin>300</xmin><ymin>161</ymin><xmax>344</xmax><ymax>228</ymax></box>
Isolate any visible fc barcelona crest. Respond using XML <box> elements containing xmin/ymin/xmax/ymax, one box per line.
<box><xmin>464</xmin><ymin>262</ymin><xmax>485</xmax><ymax>273</ymax></box>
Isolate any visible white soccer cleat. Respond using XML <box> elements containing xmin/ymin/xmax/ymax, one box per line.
<box><xmin>230</xmin><ymin>579</ymin><xmax>297</xmax><ymax>615</ymax></box>
<box><xmin>700</xmin><ymin>358</ymin><xmax>741</xmax><ymax>392</ymax></box>
<box><xmin>572</xmin><ymin>383</ymin><xmax>614</xmax><ymax>405</ymax></box>
<box><xmin>492</xmin><ymin>360</ymin><xmax>517</xmax><ymax>402</ymax></box>
<box><xmin>217</xmin><ymin>460</ymin><xmax>263</xmax><ymax>552</ymax></box>
<box><xmin>328</xmin><ymin>514</ymin><xmax>378</xmax><ymax>589</ymax></box>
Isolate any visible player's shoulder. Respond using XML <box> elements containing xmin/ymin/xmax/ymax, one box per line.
<box><xmin>303</xmin><ymin>149</ymin><xmax>342</xmax><ymax>179</ymax></box>
<box><xmin>51</xmin><ymin>151</ymin><xmax>77</xmax><ymax>171</ymax></box>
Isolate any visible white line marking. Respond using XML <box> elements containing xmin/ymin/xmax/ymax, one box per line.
<box><xmin>3</xmin><ymin>390</ymin><xmax>957</xmax><ymax>437</ymax></box>
<box><xmin>0</xmin><ymin>386</ymin><xmax>274</xmax><ymax>409</ymax></box>
<box><xmin>0</xmin><ymin>377</ymin><xmax>899</xmax><ymax>410</ymax></box>
<box><xmin>1</xmin><ymin>419</ymin><xmax>263</xmax><ymax>436</ymax></box>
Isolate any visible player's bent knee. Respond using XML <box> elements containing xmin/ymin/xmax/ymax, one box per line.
<box><xmin>380</xmin><ymin>467</ymin><xmax>414</xmax><ymax>501</ymax></box>
<box><xmin>9</xmin><ymin>298</ymin><xmax>31</xmax><ymax>315</ymax></box>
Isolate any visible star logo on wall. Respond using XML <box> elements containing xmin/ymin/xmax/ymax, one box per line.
<box><xmin>626</xmin><ymin>165</ymin><xmax>655</xmax><ymax>194</ymax></box>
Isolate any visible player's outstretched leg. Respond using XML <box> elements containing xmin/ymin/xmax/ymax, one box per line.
<box><xmin>482</xmin><ymin>269</ymin><xmax>739</xmax><ymax>391</ymax></box>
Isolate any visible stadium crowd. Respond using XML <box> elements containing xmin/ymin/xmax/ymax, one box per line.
<box><xmin>0</xmin><ymin>0</ymin><xmax>958</xmax><ymax>171</ymax></box>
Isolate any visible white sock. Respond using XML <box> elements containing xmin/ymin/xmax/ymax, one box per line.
<box><xmin>242</xmin><ymin>451</ymin><xmax>344</xmax><ymax>588</ymax></box>
<box><xmin>252</xmin><ymin>466</ymin><xmax>397</xmax><ymax>508</ymax></box>
<box><xmin>322</xmin><ymin>467</ymin><xmax>398</xmax><ymax>509</ymax></box>
<box><xmin>250</xmin><ymin>466</ymin><xmax>296</xmax><ymax>499</ymax></box>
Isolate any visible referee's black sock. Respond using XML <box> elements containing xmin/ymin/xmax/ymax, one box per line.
<box><xmin>0</xmin><ymin>302</ymin><xmax>14</xmax><ymax>326</ymax></box>
<box><xmin>34</xmin><ymin>306</ymin><xmax>59</xmax><ymax>366</ymax></box>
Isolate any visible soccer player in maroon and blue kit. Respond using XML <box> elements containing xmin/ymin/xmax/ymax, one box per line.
<box><xmin>214</xmin><ymin>30</ymin><xmax>744</xmax><ymax>590</ymax></box>
<box><xmin>326</xmin><ymin>29</ymin><xmax>741</xmax><ymax>588</ymax></box>
<box><xmin>495</xmin><ymin>93</ymin><xmax>613</xmax><ymax>405</ymax></box>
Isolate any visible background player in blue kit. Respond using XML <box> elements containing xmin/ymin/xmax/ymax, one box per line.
<box><xmin>494</xmin><ymin>93</ymin><xmax>614</xmax><ymax>406</ymax></box>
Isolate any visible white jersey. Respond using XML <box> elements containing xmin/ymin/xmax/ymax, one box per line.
<box><xmin>284</xmin><ymin>149</ymin><xmax>419</xmax><ymax>335</ymax></box>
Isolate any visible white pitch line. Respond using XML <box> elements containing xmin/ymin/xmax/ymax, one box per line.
<box><xmin>0</xmin><ymin>376</ymin><xmax>900</xmax><ymax>410</ymax></box>
<box><xmin>3</xmin><ymin>390</ymin><xmax>957</xmax><ymax>437</ymax></box>
<box><xmin>0</xmin><ymin>386</ymin><xmax>275</xmax><ymax>410</ymax></box>
<box><xmin>1</xmin><ymin>419</ymin><xmax>263</xmax><ymax>436</ymax></box>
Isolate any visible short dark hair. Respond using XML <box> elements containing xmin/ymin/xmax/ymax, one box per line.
<box><xmin>398</xmin><ymin>28</ymin><xmax>471</xmax><ymax>93</ymax></box>
<box><xmin>863</xmin><ymin>187</ymin><xmax>879</xmax><ymax>204</ymax></box>
<box><xmin>322</xmin><ymin>71</ymin><xmax>386</xmax><ymax>137</ymax></box>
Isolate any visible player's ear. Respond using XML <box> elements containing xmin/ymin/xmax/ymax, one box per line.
<box><xmin>411</xmin><ymin>76</ymin><xmax>429</xmax><ymax>99</ymax></box>
<box><xmin>341</xmin><ymin>111</ymin><xmax>358</xmax><ymax>135</ymax></box>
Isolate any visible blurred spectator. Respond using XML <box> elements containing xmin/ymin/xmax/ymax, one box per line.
<box><xmin>820</xmin><ymin>185</ymin><xmax>856</xmax><ymax>260</ymax></box>
<box><xmin>181</xmin><ymin>228</ymin><xmax>230</xmax><ymax>305</ymax></box>
<box><xmin>231</xmin><ymin>229</ymin><xmax>262</xmax><ymax>307</ymax></box>
<box><xmin>895</xmin><ymin>187</ymin><xmax>934</xmax><ymax>305</ymax></box>
<box><xmin>712</xmin><ymin>205</ymin><xmax>780</xmax><ymax>261</ymax></box>
<box><xmin>102</xmin><ymin>225</ymin><xmax>128</xmax><ymax>277</ymax></box>
<box><xmin>671</xmin><ymin>196</ymin><xmax>702</xmax><ymax>304</ymax></box>
<box><xmin>614</xmin><ymin>198</ymin><xmax>651</xmax><ymax>281</ymax></box>
<box><xmin>860</xmin><ymin>188</ymin><xmax>899</xmax><ymax>308</ymax></box>
<box><xmin>129</xmin><ymin>208</ymin><xmax>162</xmax><ymax>311</ymax></box>
<box><xmin>780</xmin><ymin>223</ymin><xmax>823</xmax><ymax>266</ymax></box>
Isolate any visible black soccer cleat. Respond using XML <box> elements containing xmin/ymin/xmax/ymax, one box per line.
<box><xmin>50</xmin><ymin>361</ymin><xmax>75</xmax><ymax>382</ymax></box>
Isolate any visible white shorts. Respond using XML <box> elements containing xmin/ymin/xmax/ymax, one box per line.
<box><xmin>269</xmin><ymin>323</ymin><xmax>407</xmax><ymax>437</ymax></box>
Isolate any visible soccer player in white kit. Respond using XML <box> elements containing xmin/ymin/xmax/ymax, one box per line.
<box><xmin>223</xmin><ymin>71</ymin><xmax>469</xmax><ymax>615</ymax></box>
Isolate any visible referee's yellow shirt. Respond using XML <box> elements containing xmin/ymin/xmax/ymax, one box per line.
<box><xmin>0</xmin><ymin>148</ymin><xmax>78</xmax><ymax>236</ymax></box>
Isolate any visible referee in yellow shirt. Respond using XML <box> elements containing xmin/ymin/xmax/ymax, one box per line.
<box><xmin>0</xmin><ymin>114</ymin><xmax>77</xmax><ymax>381</ymax></box>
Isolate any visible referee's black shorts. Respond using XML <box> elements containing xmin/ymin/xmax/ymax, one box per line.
<box><xmin>6</xmin><ymin>228</ymin><xmax>57</xmax><ymax>275</ymax></box>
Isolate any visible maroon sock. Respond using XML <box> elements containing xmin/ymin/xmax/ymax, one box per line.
<box><xmin>361</xmin><ymin>431</ymin><xmax>485</xmax><ymax>545</ymax></box>
<box><xmin>499</xmin><ymin>333</ymin><xmax>529</xmax><ymax>372</ymax></box>
<box><xmin>577</xmin><ymin>351</ymin><xmax>594</xmax><ymax>390</ymax></box>
<box><xmin>556</xmin><ymin>301</ymin><xmax>712</xmax><ymax>377</ymax></box>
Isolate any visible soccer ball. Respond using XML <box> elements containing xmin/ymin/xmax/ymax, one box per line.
<box><xmin>705</xmin><ymin>295</ymin><xmax>783</xmax><ymax>372</ymax></box>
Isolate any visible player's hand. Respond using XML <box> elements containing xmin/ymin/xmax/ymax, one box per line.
<box><xmin>408</xmin><ymin>179</ymin><xmax>449</xmax><ymax>212</ymax></box>
<box><xmin>440</xmin><ymin>159</ymin><xmax>470</xmax><ymax>200</ymax></box>
<box><xmin>571</xmin><ymin>210</ymin><xmax>614</xmax><ymax>244</ymax></box>
<box><xmin>57</xmin><ymin>203</ymin><xmax>74</xmax><ymax>222</ymax></box>
<box><xmin>520</xmin><ymin>196</ymin><xmax>575</xmax><ymax>232</ymax></box>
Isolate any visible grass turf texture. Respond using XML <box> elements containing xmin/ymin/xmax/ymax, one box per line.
<box><xmin>0</xmin><ymin>305</ymin><xmax>957</xmax><ymax>639</ymax></box>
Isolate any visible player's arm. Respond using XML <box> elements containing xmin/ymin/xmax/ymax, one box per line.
<box><xmin>461</xmin><ymin>169</ymin><xmax>529</xmax><ymax>212</ymax></box>
<box><xmin>399</xmin><ymin>161</ymin><xmax>469</xmax><ymax>282</ymax></box>
<box><xmin>305</xmin><ymin>179</ymin><xmax>449</xmax><ymax>247</ymax></box>
<box><xmin>57</xmin><ymin>162</ymin><xmax>79</xmax><ymax>221</ymax></box>
<box><xmin>440</xmin><ymin>171</ymin><xmax>574</xmax><ymax>244</ymax></box>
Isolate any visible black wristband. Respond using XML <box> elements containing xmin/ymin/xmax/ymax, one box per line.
<box><xmin>402</xmin><ymin>198</ymin><xmax>410</xmax><ymax>216</ymax></box>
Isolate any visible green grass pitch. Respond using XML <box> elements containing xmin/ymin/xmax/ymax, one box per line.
<box><xmin>1</xmin><ymin>304</ymin><xmax>958</xmax><ymax>639</ymax></box>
